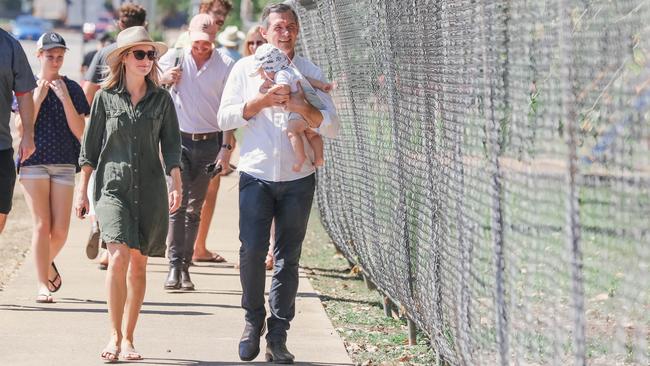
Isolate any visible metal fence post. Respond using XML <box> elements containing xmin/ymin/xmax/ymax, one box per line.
<box><xmin>383</xmin><ymin>295</ymin><xmax>393</xmax><ymax>318</ymax></box>
<box><xmin>408</xmin><ymin>317</ymin><xmax>418</xmax><ymax>345</ymax></box>
<box><xmin>481</xmin><ymin>0</ymin><xmax>510</xmax><ymax>364</ymax></box>
<box><xmin>558</xmin><ymin>0</ymin><xmax>586</xmax><ymax>364</ymax></box>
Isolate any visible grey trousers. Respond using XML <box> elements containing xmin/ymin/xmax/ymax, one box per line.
<box><xmin>167</xmin><ymin>133</ymin><xmax>222</xmax><ymax>266</ymax></box>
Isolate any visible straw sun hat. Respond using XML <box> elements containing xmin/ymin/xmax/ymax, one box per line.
<box><xmin>106</xmin><ymin>26</ymin><xmax>168</xmax><ymax>66</ymax></box>
<box><xmin>217</xmin><ymin>25</ymin><xmax>245</xmax><ymax>47</ymax></box>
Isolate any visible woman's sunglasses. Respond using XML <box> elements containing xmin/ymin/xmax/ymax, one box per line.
<box><xmin>248</xmin><ymin>41</ymin><xmax>265</xmax><ymax>47</ymax></box>
<box><xmin>128</xmin><ymin>50</ymin><xmax>158</xmax><ymax>61</ymax></box>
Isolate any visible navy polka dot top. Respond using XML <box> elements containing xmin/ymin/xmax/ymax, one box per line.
<box><xmin>18</xmin><ymin>77</ymin><xmax>90</xmax><ymax>171</ymax></box>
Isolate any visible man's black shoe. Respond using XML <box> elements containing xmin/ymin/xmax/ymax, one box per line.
<box><xmin>180</xmin><ymin>265</ymin><xmax>195</xmax><ymax>290</ymax></box>
<box><xmin>265</xmin><ymin>341</ymin><xmax>295</xmax><ymax>364</ymax></box>
<box><xmin>164</xmin><ymin>265</ymin><xmax>181</xmax><ymax>290</ymax></box>
<box><xmin>238</xmin><ymin>322</ymin><xmax>266</xmax><ymax>361</ymax></box>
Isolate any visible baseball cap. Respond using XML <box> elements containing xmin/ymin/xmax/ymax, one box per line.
<box><xmin>37</xmin><ymin>32</ymin><xmax>68</xmax><ymax>51</ymax></box>
<box><xmin>188</xmin><ymin>14</ymin><xmax>218</xmax><ymax>43</ymax></box>
<box><xmin>249</xmin><ymin>43</ymin><xmax>290</xmax><ymax>76</ymax></box>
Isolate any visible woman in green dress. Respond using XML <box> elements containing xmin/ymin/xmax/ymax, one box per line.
<box><xmin>74</xmin><ymin>26</ymin><xmax>182</xmax><ymax>362</ymax></box>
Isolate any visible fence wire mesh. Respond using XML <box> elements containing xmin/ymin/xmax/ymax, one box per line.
<box><xmin>293</xmin><ymin>0</ymin><xmax>650</xmax><ymax>364</ymax></box>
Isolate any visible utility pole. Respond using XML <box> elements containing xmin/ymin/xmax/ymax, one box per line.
<box><xmin>150</xmin><ymin>0</ymin><xmax>157</xmax><ymax>37</ymax></box>
<box><xmin>241</xmin><ymin>0</ymin><xmax>254</xmax><ymax>28</ymax></box>
<box><xmin>81</xmin><ymin>0</ymin><xmax>86</xmax><ymax>56</ymax></box>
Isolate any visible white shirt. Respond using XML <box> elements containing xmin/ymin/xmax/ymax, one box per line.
<box><xmin>218</xmin><ymin>55</ymin><xmax>340</xmax><ymax>182</ymax></box>
<box><xmin>275</xmin><ymin>67</ymin><xmax>300</xmax><ymax>92</ymax></box>
<box><xmin>159</xmin><ymin>47</ymin><xmax>235</xmax><ymax>133</ymax></box>
<box><xmin>276</xmin><ymin>67</ymin><xmax>326</xmax><ymax>110</ymax></box>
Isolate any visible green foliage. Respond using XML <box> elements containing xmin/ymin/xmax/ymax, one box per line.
<box><xmin>158</xmin><ymin>0</ymin><xmax>191</xmax><ymax>15</ymax></box>
<box><xmin>153</xmin><ymin>0</ymin><xmax>277</xmax><ymax>31</ymax></box>
<box><xmin>302</xmin><ymin>207</ymin><xmax>438</xmax><ymax>365</ymax></box>
<box><xmin>253</xmin><ymin>0</ymin><xmax>276</xmax><ymax>16</ymax></box>
<box><xmin>150</xmin><ymin>28</ymin><xmax>164</xmax><ymax>42</ymax></box>
<box><xmin>222</xmin><ymin>0</ymin><xmax>242</xmax><ymax>28</ymax></box>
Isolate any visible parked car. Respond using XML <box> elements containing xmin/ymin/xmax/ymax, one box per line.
<box><xmin>83</xmin><ymin>13</ymin><xmax>115</xmax><ymax>42</ymax></box>
<box><xmin>10</xmin><ymin>15</ymin><xmax>52</xmax><ymax>40</ymax></box>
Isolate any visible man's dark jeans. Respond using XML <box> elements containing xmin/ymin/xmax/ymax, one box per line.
<box><xmin>238</xmin><ymin>172</ymin><xmax>315</xmax><ymax>343</ymax></box>
<box><xmin>167</xmin><ymin>134</ymin><xmax>221</xmax><ymax>266</ymax></box>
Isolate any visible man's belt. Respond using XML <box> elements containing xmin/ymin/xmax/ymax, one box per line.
<box><xmin>181</xmin><ymin>131</ymin><xmax>220</xmax><ymax>141</ymax></box>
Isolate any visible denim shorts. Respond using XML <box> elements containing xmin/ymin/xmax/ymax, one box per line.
<box><xmin>19</xmin><ymin>164</ymin><xmax>76</xmax><ymax>186</ymax></box>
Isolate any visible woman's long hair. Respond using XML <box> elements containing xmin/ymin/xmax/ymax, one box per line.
<box><xmin>241</xmin><ymin>25</ymin><xmax>265</xmax><ymax>57</ymax></box>
<box><xmin>101</xmin><ymin>47</ymin><xmax>161</xmax><ymax>90</ymax></box>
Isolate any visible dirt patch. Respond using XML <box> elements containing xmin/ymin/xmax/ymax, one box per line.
<box><xmin>0</xmin><ymin>189</ymin><xmax>32</xmax><ymax>290</ymax></box>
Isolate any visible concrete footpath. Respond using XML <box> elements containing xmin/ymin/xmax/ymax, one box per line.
<box><xmin>0</xmin><ymin>172</ymin><xmax>352</xmax><ymax>366</ymax></box>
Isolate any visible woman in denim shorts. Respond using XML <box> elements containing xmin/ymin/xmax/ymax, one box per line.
<box><xmin>15</xmin><ymin>32</ymin><xmax>90</xmax><ymax>303</ymax></box>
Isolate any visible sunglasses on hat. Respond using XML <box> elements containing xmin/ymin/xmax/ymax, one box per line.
<box><xmin>128</xmin><ymin>50</ymin><xmax>158</xmax><ymax>61</ymax></box>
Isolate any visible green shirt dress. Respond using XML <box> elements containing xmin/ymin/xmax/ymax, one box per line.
<box><xmin>79</xmin><ymin>81</ymin><xmax>181</xmax><ymax>257</ymax></box>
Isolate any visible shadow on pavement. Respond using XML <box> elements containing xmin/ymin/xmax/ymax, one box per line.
<box><xmin>0</xmin><ymin>304</ymin><xmax>214</xmax><ymax>315</ymax></box>
<box><xmin>137</xmin><ymin>358</ymin><xmax>350</xmax><ymax>366</ymax></box>
<box><xmin>147</xmin><ymin>262</ymin><xmax>237</xmax><ymax>269</ymax></box>
<box><xmin>48</xmin><ymin>297</ymin><xmax>242</xmax><ymax>308</ymax></box>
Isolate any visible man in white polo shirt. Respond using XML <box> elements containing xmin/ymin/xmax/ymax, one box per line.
<box><xmin>159</xmin><ymin>13</ymin><xmax>235</xmax><ymax>291</ymax></box>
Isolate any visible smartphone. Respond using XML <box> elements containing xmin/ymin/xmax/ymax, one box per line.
<box><xmin>165</xmin><ymin>48</ymin><xmax>184</xmax><ymax>91</ymax></box>
<box><xmin>173</xmin><ymin>47</ymin><xmax>183</xmax><ymax>71</ymax></box>
<box><xmin>205</xmin><ymin>163</ymin><xmax>223</xmax><ymax>178</ymax></box>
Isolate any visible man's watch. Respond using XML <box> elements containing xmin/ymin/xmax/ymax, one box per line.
<box><xmin>221</xmin><ymin>143</ymin><xmax>233</xmax><ymax>151</ymax></box>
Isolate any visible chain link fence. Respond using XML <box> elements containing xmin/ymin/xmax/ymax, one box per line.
<box><xmin>293</xmin><ymin>0</ymin><xmax>650</xmax><ymax>364</ymax></box>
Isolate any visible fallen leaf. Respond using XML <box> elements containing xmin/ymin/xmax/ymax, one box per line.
<box><xmin>591</xmin><ymin>293</ymin><xmax>609</xmax><ymax>302</ymax></box>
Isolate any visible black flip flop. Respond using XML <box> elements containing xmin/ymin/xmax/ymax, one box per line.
<box><xmin>48</xmin><ymin>262</ymin><xmax>62</xmax><ymax>293</ymax></box>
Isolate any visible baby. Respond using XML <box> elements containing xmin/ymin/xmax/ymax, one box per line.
<box><xmin>250</xmin><ymin>44</ymin><xmax>333</xmax><ymax>172</ymax></box>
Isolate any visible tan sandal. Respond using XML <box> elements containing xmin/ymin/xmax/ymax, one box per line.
<box><xmin>193</xmin><ymin>252</ymin><xmax>226</xmax><ymax>263</ymax></box>
<box><xmin>100</xmin><ymin>344</ymin><xmax>120</xmax><ymax>363</ymax></box>
<box><xmin>86</xmin><ymin>226</ymin><xmax>100</xmax><ymax>259</ymax></box>
<box><xmin>35</xmin><ymin>290</ymin><xmax>53</xmax><ymax>303</ymax></box>
<box><xmin>121</xmin><ymin>343</ymin><xmax>143</xmax><ymax>360</ymax></box>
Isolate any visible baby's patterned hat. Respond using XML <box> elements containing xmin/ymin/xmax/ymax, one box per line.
<box><xmin>250</xmin><ymin>44</ymin><xmax>290</xmax><ymax>76</ymax></box>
